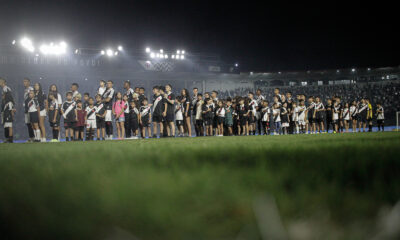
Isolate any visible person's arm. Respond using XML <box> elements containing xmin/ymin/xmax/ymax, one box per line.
<box><xmin>112</xmin><ymin>103</ymin><xmax>116</xmax><ymax>115</ymax></box>
<box><xmin>148</xmin><ymin>112</ymin><xmax>152</xmax><ymax>124</ymax></box>
<box><xmin>162</xmin><ymin>102</ymin><xmax>167</xmax><ymax>117</ymax></box>
<box><xmin>75</xmin><ymin>109</ymin><xmax>78</xmax><ymax>122</ymax></box>
<box><xmin>44</xmin><ymin>98</ymin><xmax>48</xmax><ymax>113</ymax></box>
<box><xmin>185</xmin><ymin>102</ymin><xmax>189</xmax><ymax>117</ymax></box>
<box><xmin>53</xmin><ymin>108</ymin><xmax>58</xmax><ymax>123</ymax></box>
<box><xmin>37</xmin><ymin>105</ymin><xmax>41</xmax><ymax>118</ymax></box>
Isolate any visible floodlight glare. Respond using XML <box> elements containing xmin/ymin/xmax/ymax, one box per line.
<box><xmin>156</xmin><ymin>53</ymin><xmax>160</xmax><ymax>58</ymax></box>
<box><xmin>12</xmin><ymin>40</ymin><xmax>16</xmax><ymax>45</ymax></box>
<box><xmin>39</xmin><ymin>41</ymin><xmax>67</xmax><ymax>55</ymax></box>
<box><xmin>101</xmin><ymin>50</ymin><xmax>105</xmax><ymax>55</ymax></box>
<box><xmin>172</xmin><ymin>55</ymin><xmax>175</xmax><ymax>59</ymax></box>
<box><xmin>114</xmin><ymin>51</ymin><xmax>118</xmax><ymax>56</ymax></box>
<box><xmin>146</xmin><ymin>47</ymin><xmax>151</xmax><ymax>53</ymax></box>
<box><xmin>352</xmin><ymin>68</ymin><xmax>356</xmax><ymax>72</ymax></box>
<box><xmin>150</xmin><ymin>52</ymin><xmax>155</xmax><ymax>58</ymax></box>
<box><xmin>160</xmin><ymin>49</ymin><xmax>163</xmax><ymax>53</ymax></box>
<box><xmin>235</xmin><ymin>63</ymin><xmax>239</xmax><ymax>67</ymax></box>
<box><xmin>118</xmin><ymin>46</ymin><xmax>123</xmax><ymax>51</ymax></box>
<box><xmin>75</xmin><ymin>49</ymin><xmax>79</xmax><ymax>54</ymax></box>
<box><xmin>20</xmin><ymin>37</ymin><xmax>35</xmax><ymax>52</ymax></box>
<box><xmin>177</xmin><ymin>50</ymin><xmax>181</xmax><ymax>54</ymax></box>
<box><xmin>165</xmin><ymin>54</ymin><xmax>168</xmax><ymax>59</ymax></box>
<box><xmin>181</xmin><ymin>55</ymin><xmax>184</xmax><ymax>59</ymax></box>
<box><xmin>182</xmin><ymin>50</ymin><xmax>185</xmax><ymax>54</ymax></box>
<box><xmin>106</xmin><ymin>49</ymin><xmax>114</xmax><ymax>57</ymax></box>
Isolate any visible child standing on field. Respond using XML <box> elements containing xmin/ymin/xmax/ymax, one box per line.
<box><xmin>129</xmin><ymin>101</ymin><xmax>140</xmax><ymax>137</ymax></box>
<box><xmin>85</xmin><ymin>97</ymin><xmax>97</xmax><ymax>140</ymax></box>
<box><xmin>48</xmin><ymin>93</ymin><xmax>61</xmax><ymax>142</ymax></box>
<box><xmin>2</xmin><ymin>91</ymin><xmax>15</xmax><ymax>143</ymax></box>
<box><xmin>224</xmin><ymin>99</ymin><xmax>234</xmax><ymax>136</ymax></box>
<box><xmin>75</xmin><ymin>100</ymin><xmax>86</xmax><ymax>141</ymax></box>
<box><xmin>112</xmin><ymin>92</ymin><xmax>126</xmax><ymax>140</ymax></box>
<box><xmin>261</xmin><ymin>100</ymin><xmax>270</xmax><ymax>135</ymax></box>
<box><xmin>216</xmin><ymin>100</ymin><xmax>225</xmax><ymax>136</ymax></box>
<box><xmin>95</xmin><ymin>94</ymin><xmax>106</xmax><ymax>140</ymax></box>
<box><xmin>272</xmin><ymin>103</ymin><xmax>281</xmax><ymax>135</ymax></box>
<box><xmin>61</xmin><ymin>91</ymin><xmax>76</xmax><ymax>142</ymax></box>
<box><xmin>139</xmin><ymin>99</ymin><xmax>152</xmax><ymax>138</ymax></box>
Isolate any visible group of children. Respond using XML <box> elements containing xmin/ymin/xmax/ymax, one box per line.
<box><xmin>0</xmin><ymin>77</ymin><xmax>387</xmax><ymax>143</ymax></box>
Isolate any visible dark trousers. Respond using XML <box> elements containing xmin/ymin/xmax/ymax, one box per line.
<box><xmin>125</xmin><ymin>115</ymin><xmax>131</xmax><ymax>138</ymax></box>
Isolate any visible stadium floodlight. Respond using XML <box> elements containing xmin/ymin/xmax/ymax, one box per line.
<box><xmin>177</xmin><ymin>50</ymin><xmax>181</xmax><ymax>54</ymax></box>
<box><xmin>156</xmin><ymin>53</ymin><xmax>160</xmax><ymax>58</ymax></box>
<box><xmin>352</xmin><ymin>68</ymin><xmax>356</xmax><ymax>72</ymax></box>
<box><xmin>172</xmin><ymin>55</ymin><xmax>175</xmax><ymax>59</ymax></box>
<box><xmin>182</xmin><ymin>50</ymin><xmax>185</xmax><ymax>54</ymax></box>
<box><xmin>367</xmin><ymin>68</ymin><xmax>371</xmax><ymax>71</ymax></box>
<box><xmin>160</xmin><ymin>49</ymin><xmax>163</xmax><ymax>53</ymax></box>
<box><xmin>20</xmin><ymin>37</ymin><xmax>35</xmax><ymax>52</ymax></box>
<box><xmin>146</xmin><ymin>60</ymin><xmax>151</xmax><ymax>64</ymax></box>
<box><xmin>165</xmin><ymin>54</ymin><xmax>168</xmax><ymax>59</ymax></box>
<box><xmin>181</xmin><ymin>55</ymin><xmax>184</xmax><ymax>59</ymax></box>
<box><xmin>106</xmin><ymin>49</ymin><xmax>114</xmax><ymax>57</ymax></box>
<box><xmin>12</xmin><ymin>40</ymin><xmax>16</xmax><ymax>45</ymax></box>
<box><xmin>336</xmin><ymin>70</ymin><xmax>340</xmax><ymax>73</ymax></box>
<box><xmin>75</xmin><ymin>49</ymin><xmax>79</xmax><ymax>54</ymax></box>
<box><xmin>118</xmin><ymin>46</ymin><xmax>123</xmax><ymax>51</ymax></box>
<box><xmin>235</xmin><ymin>63</ymin><xmax>239</xmax><ymax>67</ymax></box>
<box><xmin>146</xmin><ymin>47</ymin><xmax>151</xmax><ymax>53</ymax></box>
<box><xmin>114</xmin><ymin>51</ymin><xmax>118</xmax><ymax>56</ymax></box>
<box><xmin>39</xmin><ymin>41</ymin><xmax>67</xmax><ymax>55</ymax></box>
<box><xmin>150</xmin><ymin>52</ymin><xmax>155</xmax><ymax>58</ymax></box>
<box><xmin>101</xmin><ymin>50</ymin><xmax>105</xmax><ymax>55</ymax></box>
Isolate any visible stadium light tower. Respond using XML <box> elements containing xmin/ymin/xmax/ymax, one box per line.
<box><xmin>235</xmin><ymin>63</ymin><xmax>239</xmax><ymax>67</ymax></box>
<box><xmin>146</xmin><ymin>47</ymin><xmax>151</xmax><ymax>53</ymax></box>
<box><xmin>106</xmin><ymin>49</ymin><xmax>114</xmax><ymax>57</ymax></box>
<box><xmin>118</xmin><ymin>46</ymin><xmax>123</xmax><ymax>51</ymax></box>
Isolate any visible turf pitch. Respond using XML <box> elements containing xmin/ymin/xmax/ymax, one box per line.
<box><xmin>0</xmin><ymin>132</ymin><xmax>399</xmax><ymax>239</ymax></box>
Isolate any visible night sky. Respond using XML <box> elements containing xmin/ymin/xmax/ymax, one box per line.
<box><xmin>0</xmin><ymin>1</ymin><xmax>398</xmax><ymax>72</ymax></box>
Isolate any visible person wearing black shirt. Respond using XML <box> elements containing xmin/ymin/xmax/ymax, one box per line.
<box><xmin>102</xmin><ymin>80</ymin><xmax>115</xmax><ymax>140</ymax></box>
<box><xmin>152</xmin><ymin>86</ymin><xmax>164</xmax><ymax>138</ymax></box>
<box><xmin>164</xmin><ymin>84</ymin><xmax>175</xmax><ymax>137</ymax></box>
<box><xmin>202</xmin><ymin>98</ymin><xmax>214</xmax><ymax>136</ymax></box>
<box><xmin>325</xmin><ymin>99</ymin><xmax>334</xmax><ymax>133</ymax></box>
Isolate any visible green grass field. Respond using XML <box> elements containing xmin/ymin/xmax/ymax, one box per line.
<box><xmin>1</xmin><ymin>133</ymin><xmax>400</xmax><ymax>240</ymax></box>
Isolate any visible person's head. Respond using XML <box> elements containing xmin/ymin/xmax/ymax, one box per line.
<box><xmin>124</xmin><ymin>80</ymin><xmax>131</xmax><ymax>89</ymax></box>
<box><xmin>297</xmin><ymin>94</ymin><xmax>302</xmax><ymax>100</ymax></box>
<box><xmin>71</xmin><ymin>83</ymin><xmax>79</xmax><ymax>92</ymax></box>
<box><xmin>218</xmin><ymin>100</ymin><xmax>223</xmax><ymax>107</ymax></box>
<box><xmin>274</xmin><ymin>88</ymin><xmax>280</xmax><ymax>95</ymax></box>
<box><xmin>211</xmin><ymin>91</ymin><xmax>218</xmax><ymax>99</ymax></box>
<box><xmin>115</xmin><ymin>92</ymin><xmax>122</xmax><ymax>100</ymax></box>
<box><xmin>226</xmin><ymin>99</ymin><xmax>232</xmax><ymax>106</ymax></box>
<box><xmin>34</xmin><ymin>82</ymin><xmax>42</xmax><ymax>93</ymax></box>
<box><xmin>206</xmin><ymin>98</ymin><xmax>213</xmax><ymax>105</ymax></box>
<box><xmin>361</xmin><ymin>98</ymin><xmax>365</xmax><ymax>104</ymax></box>
<box><xmin>262</xmin><ymin>100</ymin><xmax>269</xmax><ymax>107</ymax></box>
<box><xmin>286</xmin><ymin>92</ymin><xmax>292</xmax><ymax>99</ymax></box>
<box><xmin>89</xmin><ymin>97</ymin><xmax>94</xmax><ymax>106</ymax></box>
<box><xmin>76</xmin><ymin>100</ymin><xmax>82</xmax><ymax>108</ymax></box>
<box><xmin>28</xmin><ymin>90</ymin><xmax>35</xmax><ymax>99</ymax></box>
<box><xmin>48</xmin><ymin>93</ymin><xmax>56</xmax><ymax>101</ymax></box>
<box><xmin>139</xmin><ymin>87</ymin><xmax>145</xmax><ymax>95</ymax></box>
<box><xmin>106</xmin><ymin>80</ymin><xmax>113</xmax><ymax>89</ymax></box>
<box><xmin>99</xmin><ymin>80</ymin><xmax>106</xmax><ymax>87</ymax></box>
<box><xmin>49</xmin><ymin>84</ymin><xmax>58</xmax><ymax>93</ymax></box>
<box><xmin>193</xmin><ymin>87</ymin><xmax>198</xmax><ymax>95</ymax></box>
<box><xmin>23</xmin><ymin>78</ymin><xmax>31</xmax><ymax>87</ymax></box>
<box><xmin>132</xmin><ymin>93</ymin><xmax>139</xmax><ymax>100</ymax></box>
<box><xmin>239</xmin><ymin>98</ymin><xmax>245</xmax><ymax>105</ymax></box>
<box><xmin>280</xmin><ymin>95</ymin><xmax>286</xmax><ymax>102</ymax></box>
<box><xmin>159</xmin><ymin>86</ymin><xmax>165</xmax><ymax>94</ymax></box>
<box><xmin>377</xmin><ymin>103</ymin><xmax>381</xmax><ymax>108</ymax></box>
<box><xmin>84</xmin><ymin>93</ymin><xmax>90</xmax><ymax>102</ymax></box>
<box><xmin>299</xmin><ymin>99</ymin><xmax>305</xmax><ymax>106</ymax></box>
<box><xmin>130</xmin><ymin>101</ymin><xmax>136</xmax><ymax>108</ymax></box>
<box><xmin>134</xmin><ymin>87</ymin><xmax>140</xmax><ymax>93</ymax></box>
<box><xmin>273</xmin><ymin>96</ymin><xmax>279</xmax><ymax>103</ymax></box>
<box><xmin>256</xmin><ymin>89</ymin><xmax>262</xmax><ymax>96</ymax></box>
<box><xmin>315</xmin><ymin>96</ymin><xmax>320</xmax><ymax>103</ymax></box>
<box><xmin>66</xmin><ymin>91</ymin><xmax>73</xmax><ymax>101</ymax></box>
<box><xmin>0</xmin><ymin>78</ymin><xmax>6</xmax><ymax>87</ymax></box>
<box><xmin>327</xmin><ymin>99</ymin><xmax>332</xmax><ymax>105</ymax></box>
<box><xmin>153</xmin><ymin>86</ymin><xmax>160</xmax><ymax>95</ymax></box>
<box><xmin>123</xmin><ymin>94</ymin><xmax>128</xmax><ymax>102</ymax></box>
<box><xmin>95</xmin><ymin>94</ymin><xmax>102</xmax><ymax>102</ymax></box>
<box><xmin>248</xmin><ymin>92</ymin><xmax>254</xmax><ymax>99</ymax></box>
<box><xmin>197</xmin><ymin>93</ymin><xmax>203</xmax><ymax>100</ymax></box>
<box><xmin>204</xmin><ymin>92</ymin><xmax>210</xmax><ymax>99</ymax></box>
<box><xmin>181</xmin><ymin>88</ymin><xmax>189</xmax><ymax>97</ymax></box>
<box><xmin>166</xmin><ymin>84</ymin><xmax>172</xmax><ymax>92</ymax></box>
<box><xmin>308</xmin><ymin>97</ymin><xmax>314</xmax><ymax>103</ymax></box>
<box><xmin>345</xmin><ymin>102</ymin><xmax>349</xmax><ymax>108</ymax></box>
<box><xmin>365</xmin><ymin>98</ymin><xmax>370</xmax><ymax>103</ymax></box>
<box><xmin>142</xmin><ymin>98</ymin><xmax>148</xmax><ymax>106</ymax></box>
<box><xmin>292</xmin><ymin>102</ymin><xmax>297</xmax><ymax>108</ymax></box>
<box><xmin>283</xmin><ymin>102</ymin><xmax>287</xmax><ymax>108</ymax></box>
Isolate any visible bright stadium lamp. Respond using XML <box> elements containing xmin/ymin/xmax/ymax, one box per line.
<box><xmin>101</xmin><ymin>50</ymin><xmax>105</xmax><ymax>55</ymax></box>
<box><xmin>146</xmin><ymin>47</ymin><xmax>151</xmax><ymax>53</ymax></box>
<box><xmin>181</xmin><ymin>55</ymin><xmax>184</xmax><ymax>59</ymax></box>
<box><xmin>235</xmin><ymin>63</ymin><xmax>239</xmax><ymax>67</ymax></box>
<box><xmin>150</xmin><ymin>52</ymin><xmax>155</xmax><ymax>58</ymax></box>
<box><xmin>165</xmin><ymin>54</ymin><xmax>168</xmax><ymax>59</ymax></box>
<box><xmin>172</xmin><ymin>55</ymin><xmax>175</xmax><ymax>59</ymax></box>
<box><xmin>12</xmin><ymin>40</ymin><xmax>16</xmax><ymax>45</ymax></box>
<box><xmin>20</xmin><ymin>37</ymin><xmax>35</xmax><ymax>52</ymax></box>
<box><xmin>114</xmin><ymin>51</ymin><xmax>118</xmax><ymax>56</ymax></box>
<box><xmin>118</xmin><ymin>46</ymin><xmax>123</xmax><ymax>51</ymax></box>
<box><xmin>182</xmin><ymin>50</ymin><xmax>185</xmax><ymax>54</ymax></box>
<box><xmin>352</xmin><ymin>68</ymin><xmax>356</xmax><ymax>72</ymax></box>
<box><xmin>160</xmin><ymin>49</ymin><xmax>163</xmax><ymax>53</ymax></box>
<box><xmin>177</xmin><ymin>50</ymin><xmax>181</xmax><ymax>54</ymax></box>
<box><xmin>106</xmin><ymin>49</ymin><xmax>114</xmax><ymax>57</ymax></box>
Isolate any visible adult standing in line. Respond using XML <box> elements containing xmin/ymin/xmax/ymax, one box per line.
<box><xmin>23</xmin><ymin>78</ymin><xmax>35</xmax><ymax>142</ymax></box>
